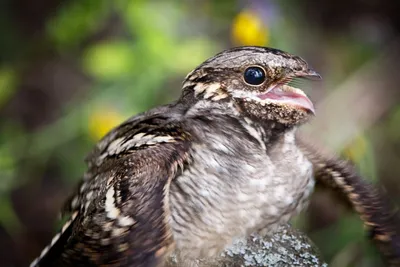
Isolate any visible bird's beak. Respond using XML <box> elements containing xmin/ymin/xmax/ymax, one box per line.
<box><xmin>257</xmin><ymin>68</ymin><xmax>321</xmax><ymax>115</ymax></box>
<box><xmin>296</xmin><ymin>68</ymin><xmax>322</xmax><ymax>81</ymax></box>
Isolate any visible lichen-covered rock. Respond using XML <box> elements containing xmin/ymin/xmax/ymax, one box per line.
<box><xmin>167</xmin><ymin>224</ymin><xmax>326</xmax><ymax>267</ymax></box>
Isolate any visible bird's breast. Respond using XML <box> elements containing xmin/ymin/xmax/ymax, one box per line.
<box><xmin>168</xmin><ymin>129</ymin><xmax>314</xmax><ymax>260</ymax></box>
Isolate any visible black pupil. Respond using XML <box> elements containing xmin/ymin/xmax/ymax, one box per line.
<box><xmin>244</xmin><ymin>67</ymin><xmax>266</xmax><ymax>85</ymax></box>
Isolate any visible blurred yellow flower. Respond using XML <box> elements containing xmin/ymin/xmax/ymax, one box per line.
<box><xmin>88</xmin><ymin>109</ymin><xmax>124</xmax><ymax>141</ymax></box>
<box><xmin>231</xmin><ymin>10</ymin><xmax>269</xmax><ymax>46</ymax></box>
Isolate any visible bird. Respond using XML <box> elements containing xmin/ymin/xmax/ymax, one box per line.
<box><xmin>29</xmin><ymin>46</ymin><xmax>400</xmax><ymax>267</ymax></box>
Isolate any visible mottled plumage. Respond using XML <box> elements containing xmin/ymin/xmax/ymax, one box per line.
<box><xmin>30</xmin><ymin>46</ymin><xmax>400</xmax><ymax>267</ymax></box>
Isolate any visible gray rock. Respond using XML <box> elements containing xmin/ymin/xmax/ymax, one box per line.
<box><xmin>167</xmin><ymin>224</ymin><xmax>327</xmax><ymax>267</ymax></box>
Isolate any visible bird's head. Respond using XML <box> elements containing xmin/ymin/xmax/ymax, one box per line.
<box><xmin>181</xmin><ymin>46</ymin><xmax>321</xmax><ymax>128</ymax></box>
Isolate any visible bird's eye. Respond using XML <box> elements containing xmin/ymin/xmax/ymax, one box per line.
<box><xmin>243</xmin><ymin>66</ymin><xmax>266</xmax><ymax>86</ymax></box>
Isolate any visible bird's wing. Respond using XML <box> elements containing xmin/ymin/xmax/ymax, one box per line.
<box><xmin>30</xmin><ymin>115</ymin><xmax>192</xmax><ymax>267</ymax></box>
<box><xmin>298</xmin><ymin>138</ymin><xmax>400</xmax><ymax>266</ymax></box>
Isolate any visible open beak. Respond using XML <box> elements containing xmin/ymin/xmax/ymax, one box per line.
<box><xmin>257</xmin><ymin>68</ymin><xmax>321</xmax><ymax>114</ymax></box>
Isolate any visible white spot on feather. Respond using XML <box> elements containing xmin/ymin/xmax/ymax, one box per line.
<box><xmin>50</xmin><ymin>233</ymin><xmax>61</xmax><ymax>246</ymax></box>
<box><xmin>30</xmin><ymin>258</ymin><xmax>39</xmax><ymax>267</ymax></box>
<box><xmin>212</xmin><ymin>93</ymin><xmax>228</xmax><ymax>101</ymax></box>
<box><xmin>132</xmin><ymin>132</ymin><xmax>146</xmax><ymax>140</ymax></box>
<box><xmin>39</xmin><ymin>247</ymin><xmax>50</xmax><ymax>260</ymax></box>
<box><xmin>85</xmin><ymin>190</ymin><xmax>94</xmax><ymax>200</ymax></box>
<box><xmin>112</xmin><ymin>227</ymin><xmax>127</xmax><ymax>237</ymax></box>
<box><xmin>118</xmin><ymin>216</ymin><xmax>135</xmax><ymax>227</ymax></box>
<box><xmin>105</xmin><ymin>187</ymin><xmax>120</xmax><ymax>219</ymax></box>
<box><xmin>144</xmin><ymin>135</ymin><xmax>175</xmax><ymax>145</ymax></box>
<box><xmin>61</xmin><ymin>218</ymin><xmax>72</xmax><ymax>233</ymax></box>
<box><xmin>79</xmin><ymin>182</ymin><xmax>88</xmax><ymax>193</ymax></box>
<box><xmin>105</xmin><ymin>133</ymin><xmax>174</xmax><ymax>156</ymax></box>
<box><xmin>240</xmin><ymin>118</ymin><xmax>266</xmax><ymax>150</ymax></box>
<box><xmin>194</xmin><ymin>82</ymin><xmax>206</xmax><ymax>95</ymax></box>
<box><xmin>203</xmin><ymin>83</ymin><xmax>221</xmax><ymax>99</ymax></box>
<box><xmin>70</xmin><ymin>196</ymin><xmax>79</xmax><ymax>209</ymax></box>
<box><xmin>107</xmin><ymin>137</ymin><xmax>125</xmax><ymax>154</ymax></box>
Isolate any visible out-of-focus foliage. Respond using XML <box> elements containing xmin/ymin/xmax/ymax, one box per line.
<box><xmin>0</xmin><ymin>0</ymin><xmax>399</xmax><ymax>266</ymax></box>
<box><xmin>84</xmin><ymin>41</ymin><xmax>135</xmax><ymax>81</ymax></box>
<box><xmin>47</xmin><ymin>0</ymin><xmax>111</xmax><ymax>50</ymax></box>
<box><xmin>0</xmin><ymin>68</ymin><xmax>16</xmax><ymax>108</ymax></box>
<box><xmin>343</xmin><ymin>134</ymin><xmax>378</xmax><ymax>181</ymax></box>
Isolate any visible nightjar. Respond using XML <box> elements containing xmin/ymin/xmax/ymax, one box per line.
<box><xmin>30</xmin><ymin>46</ymin><xmax>400</xmax><ymax>267</ymax></box>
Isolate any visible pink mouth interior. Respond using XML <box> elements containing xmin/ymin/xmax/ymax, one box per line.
<box><xmin>257</xmin><ymin>86</ymin><xmax>315</xmax><ymax>113</ymax></box>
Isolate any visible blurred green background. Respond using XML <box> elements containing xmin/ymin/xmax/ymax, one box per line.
<box><xmin>1</xmin><ymin>0</ymin><xmax>400</xmax><ymax>266</ymax></box>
